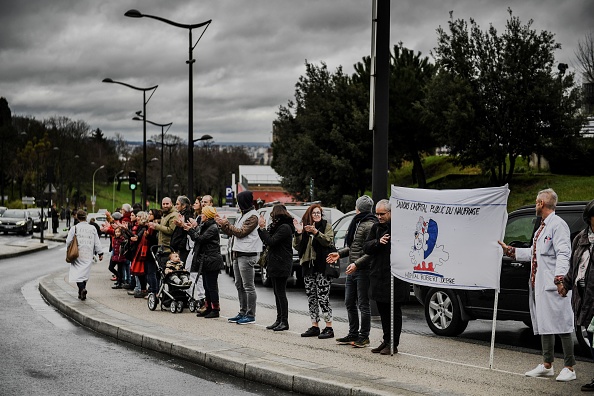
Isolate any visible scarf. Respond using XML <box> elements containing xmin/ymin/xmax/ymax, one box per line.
<box><xmin>298</xmin><ymin>219</ymin><xmax>327</xmax><ymax>259</ymax></box>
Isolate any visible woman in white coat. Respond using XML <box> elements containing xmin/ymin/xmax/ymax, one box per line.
<box><xmin>499</xmin><ymin>188</ymin><xmax>576</xmax><ymax>382</ymax></box>
<box><xmin>67</xmin><ymin>210</ymin><xmax>104</xmax><ymax>300</ymax></box>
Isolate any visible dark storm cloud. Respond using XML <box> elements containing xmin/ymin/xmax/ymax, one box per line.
<box><xmin>0</xmin><ymin>0</ymin><xmax>591</xmax><ymax>143</ymax></box>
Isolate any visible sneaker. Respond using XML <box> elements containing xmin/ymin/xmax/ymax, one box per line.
<box><xmin>236</xmin><ymin>315</ymin><xmax>255</xmax><ymax>325</ymax></box>
<box><xmin>301</xmin><ymin>326</ymin><xmax>321</xmax><ymax>337</ymax></box>
<box><xmin>380</xmin><ymin>344</ymin><xmax>397</xmax><ymax>355</ymax></box>
<box><xmin>228</xmin><ymin>313</ymin><xmax>244</xmax><ymax>323</ymax></box>
<box><xmin>110</xmin><ymin>276</ymin><xmax>117</xmax><ymax>281</ymax></box>
<box><xmin>582</xmin><ymin>379</ymin><xmax>594</xmax><ymax>391</ymax></box>
<box><xmin>111</xmin><ymin>284</ymin><xmax>122</xmax><ymax>289</ymax></box>
<box><xmin>556</xmin><ymin>367</ymin><xmax>576</xmax><ymax>382</ymax></box>
<box><xmin>525</xmin><ymin>364</ymin><xmax>554</xmax><ymax>377</ymax></box>
<box><xmin>336</xmin><ymin>334</ymin><xmax>359</xmax><ymax>345</ymax></box>
<box><xmin>318</xmin><ymin>327</ymin><xmax>334</xmax><ymax>339</ymax></box>
<box><xmin>352</xmin><ymin>337</ymin><xmax>370</xmax><ymax>348</ymax></box>
<box><xmin>371</xmin><ymin>342</ymin><xmax>387</xmax><ymax>353</ymax></box>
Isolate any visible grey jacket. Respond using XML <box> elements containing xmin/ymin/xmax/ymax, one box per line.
<box><xmin>338</xmin><ymin>216</ymin><xmax>376</xmax><ymax>269</ymax></box>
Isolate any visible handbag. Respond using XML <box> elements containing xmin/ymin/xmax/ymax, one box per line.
<box><xmin>66</xmin><ymin>226</ymin><xmax>79</xmax><ymax>263</ymax></box>
<box><xmin>324</xmin><ymin>243</ymin><xmax>340</xmax><ymax>278</ymax></box>
<box><xmin>257</xmin><ymin>247</ymin><xmax>269</xmax><ymax>268</ymax></box>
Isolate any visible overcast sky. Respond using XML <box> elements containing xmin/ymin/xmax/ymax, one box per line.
<box><xmin>1</xmin><ymin>0</ymin><xmax>591</xmax><ymax>144</ymax></box>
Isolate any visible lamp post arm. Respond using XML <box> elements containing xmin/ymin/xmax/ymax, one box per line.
<box><xmin>138</xmin><ymin>13</ymin><xmax>211</xmax><ymax>30</ymax></box>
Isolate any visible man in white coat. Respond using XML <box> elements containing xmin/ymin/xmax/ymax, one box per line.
<box><xmin>499</xmin><ymin>188</ymin><xmax>575</xmax><ymax>382</ymax></box>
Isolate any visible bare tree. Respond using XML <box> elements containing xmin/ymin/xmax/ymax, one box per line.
<box><xmin>575</xmin><ymin>31</ymin><xmax>594</xmax><ymax>83</ymax></box>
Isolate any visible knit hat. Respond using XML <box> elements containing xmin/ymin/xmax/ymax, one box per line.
<box><xmin>237</xmin><ymin>191</ymin><xmax>254</xmax><ymax>211</ymax></box>
<box><xmin>356</xmin><ymin>195</ymin><xmax>374</xmax><ymax>213</ymax></box>
<box><xmin>112</xmin><ymin>212</ymin><xmax>123</xmax><ymax>220</ymax></box>
<box><xmin>121</xmin><ymin>203</ymin><xmax>132</xmax><ymax>213</ymax></box>
<box><xmin>202</xmin><ymin>206</ymin><xmax>217</xmax><ymax>219</ymax></box>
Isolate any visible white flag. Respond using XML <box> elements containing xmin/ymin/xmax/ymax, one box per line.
<box><xmin>390</xmin><ymin>185</ymin><xmax>509</xmax><ymax>291</ymax></box>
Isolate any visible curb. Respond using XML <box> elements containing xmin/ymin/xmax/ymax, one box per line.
<box><xmin>0</xmin><ymin>244</ymin><xmax>48</xmax><ymax>260</ymax></box>
<box><xmin>39</xmin><ymin>272</ymin><xmax>422</xmax><ymax>396</ymax></box>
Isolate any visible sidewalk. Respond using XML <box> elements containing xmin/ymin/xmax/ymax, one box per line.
<box><xmin>3</xmin><ymin>238</ymin><xmax>591</xmax><ymax>395</ymax></box>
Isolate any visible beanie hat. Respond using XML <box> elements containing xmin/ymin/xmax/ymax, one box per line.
<box><xmin>112</xmin><ymin>212</ymin><xmax>123</xmax><ymax>220</ymax></box>
<box><xmin>121</xmin><ymin>203</ymin><xmax>132</xmax><ymax>213</ymax></box>
<box><xmin>356</xmin><ymin>195</ymin><xmax>374</xmax><ymax>213</ymax></box>
<box><xmin>202</xmin><ymin>206</ymin><xmax>217</xmax><ymax>219</ymax></box>
<box><xmin>237</xmin><ymin>191</ymin><xmax>254</xmax><ymax>211</ymax></box>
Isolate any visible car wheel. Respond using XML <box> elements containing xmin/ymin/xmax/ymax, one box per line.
<box><xmin>576</xmin><ymin>325</ymin><xmax>593</xmax><ymax>356</ymax></box>
<box><xmin>147</xmin><ymin>293</ymin><xmax>158</xmax><ymax>311</ymax></box>
<box><xmin>424</xmin><ymin>288</ymin><xmax>468</xmax><ymax>336</ymax></box>
<box><xmin>260</xmin><ymin>266</ymin><xmax>271</xmax><ymax>287</ymax></box>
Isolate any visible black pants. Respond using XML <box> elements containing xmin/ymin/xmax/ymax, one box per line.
<box><xmin>202</xmin><ymin>271</ymin><xmax>220</xmax><ymax>305</ymax></box>
<box><xmin>108</xmin><ymin>259</ymin><xmax>120</xmax><ymax>278</ymax></box>
<box><xmin>376</xmin><ymin>300</ymin><xmax>402</xmax><ymax>347</ymax></box>
<box><xmin>271</xmin><ymin>276</ymin><xmax>289</xmax><ymax>322</ymax></box>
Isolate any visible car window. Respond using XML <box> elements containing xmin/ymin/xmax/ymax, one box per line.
<box><xmin>558</xmin><ymin>212</ymin><xmax>587</xmax><ymax>241</ymax></box>
<box><xmin>2</xmin><ymin>209</ymin><xmax>26</xmax><ymax>218</ymax></box>
<box><xmin>503</xmin><ymin>215</ymin><xmax>537</xmax><ymax>245</ymax></box>
<box><xmin>333</xmin><ymin>213</ymin><xmax>355</xmax><ymax>249</ymax></box>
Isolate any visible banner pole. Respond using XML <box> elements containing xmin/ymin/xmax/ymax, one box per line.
<box><xmin>489</xmin><ymin>290</ymin><xmax>499</xmax><ymax>369</ymax></box>
<box><xmin>390</xmin><ymin>275</ymin><xmax>394</xmax><ymax>355</ymax></box>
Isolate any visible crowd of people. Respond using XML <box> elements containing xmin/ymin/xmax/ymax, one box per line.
<box><xmin>63</xmin><ymin>188</ymin><xmax>594</xmax><ymax>391</ymax></box>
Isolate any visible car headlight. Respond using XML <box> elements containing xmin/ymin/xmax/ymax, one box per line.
<box><xmin>17</xmin><ymin>221</ymin><xmax>25</xmax><ymax>226</ymax></box>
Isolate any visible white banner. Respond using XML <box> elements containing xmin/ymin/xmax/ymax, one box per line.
<box><xmin>390</xmin><ymin>185</ymin><xmax>509</xmax><ymax>291</ymax></box>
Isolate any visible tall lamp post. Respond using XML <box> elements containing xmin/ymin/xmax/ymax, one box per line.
<box><xmin>92</xmin><ymin>165</ymin><xmax>105</xmax><ymax>213</ymax></box>
<box><xmin>134</xmin><ymin>115</ymin><xmax>171</xmax><ymax>201</ymax></box>
<box><xmin>124</xmin><ymin>9</ymin><xmax>212</xmax><ymax>198</ymax></box>
<box><xmin>193</xmin><ymin>134</ymin><xmax>213</xmax><ymax>195</ymax></box>
<box><xmin>102</xmin><ymin>77</ymin><xmax>158</xmax><ymax>210</ymax></box>
<box><xmin>112</xmin><ymin>169</ymin><xmax>124</xmax><ymax>212</ymax></box>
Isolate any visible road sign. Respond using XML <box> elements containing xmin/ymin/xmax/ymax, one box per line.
<box><xmin>44</xmin><ymin>184</ymin><xmax>57</xmax><ymax>194</ymax></box>
<box><xmin>91</xmin><ymin>195</ymin><xmax>96</xmax><ymax>205</ymax></box>
<box><xmin>22</xmin><ymin>196</ymin><xmax>35</xmax><ymax>205</ymax></box>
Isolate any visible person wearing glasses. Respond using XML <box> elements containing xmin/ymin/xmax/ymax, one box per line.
<box><xmin>361</xmin><ymin>199</ymin><xmax>409</xmax><ymax>355</ymax></box>
<box><xmin>294</xmin><ymin>203</ymin><xmax>336</xmax><ymax>339</ymax></box>
<box><xmin>327</xmin><ymin>195</ymin><xmax>377</xmax><ymax>348</ymax></box>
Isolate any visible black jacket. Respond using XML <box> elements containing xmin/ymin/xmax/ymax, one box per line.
<box><xmin>258</xmin><ymin>216</ymin><xmax>294</xmax><ymax>278</ymax></box>
<box><xmin>563</xmin><ymin>228</ymin><xmax>594</xmax><ymax>326</ymax></box>
<box><xmin>363</xmin><ymin>221</ymin><xmax>409</xmax><ymax>303</ymax></box>
<box><xmin>170</xmin><ymin>206</ymin><xmax>193</xmax><ymax>255</ymax></box>
<box><xmin>188</xmin><ymin>218</ymin><xmax>224</xmax><ymax>273</ymax></box>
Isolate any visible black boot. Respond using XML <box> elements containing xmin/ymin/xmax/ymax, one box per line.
<box><xmin>273</xmin><ymin>321</ymin><xmax>289</xmax><ymax>331</ymax></box>
<box><xmin>266</xmin><ymin>320</ymin><xmax>281</xmax><ymax>330</ymax></box>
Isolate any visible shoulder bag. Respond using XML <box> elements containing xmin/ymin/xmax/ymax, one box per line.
<box><xmin>257</xmin><ymin>246</ymin><xmax>269</xmax><ymax>268</ymax></box>
<box><xmin>66</xmin><ymin>226</ymin><xmax>79</xmax><ymax>263</ymax></box>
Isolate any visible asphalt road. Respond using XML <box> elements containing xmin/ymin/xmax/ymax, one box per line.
<box><xmin>0</xmin><ymin>236</ymin><xmax>293</xmax><ymax>396</ymax></box>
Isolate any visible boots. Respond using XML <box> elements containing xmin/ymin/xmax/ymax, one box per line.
<box><xmin>266</xmin><ymin>319</ymin><xmax>281</xmax><ymax>330</ymax></box>
<box><xmin>273</xmin><ymin>320</ymin><xmax>289</xmax><ymax>331</ymax></box>
<box><xmin>204</xmin><ymin>303</ymin><xmax>220</xmax><ymax>318</ymax></box>
<box><xmin>196</xmin><ymin>300</ymin><xmax>211</xmax><ymax>317</ymax></box>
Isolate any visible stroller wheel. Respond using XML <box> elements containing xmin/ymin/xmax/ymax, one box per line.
<box><xmin>170</xmin><ymin>300</ymin><xmax>177</xmax><ymax>313</ymax></box>
<box><xmin>147</xmin><ymin>293</ymin><xmax>158</xmax><ymax>311</ymax></box>
<box><xmin>176</xmin><ymin>300</ymin><xmax>184</xmax><ymax>313</ymax></box>
<box><xmin>188</xmin><ymin>299</ymin><xmax>197</xmax><ymax>312</ymax></box>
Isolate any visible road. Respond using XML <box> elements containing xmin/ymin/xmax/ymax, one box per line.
<box><xmin>0</xmin><ymin>235</ymin><xmax>293</xmax><ymax>396</ymax></box>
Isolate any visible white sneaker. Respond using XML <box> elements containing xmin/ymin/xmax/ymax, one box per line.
<box><xmin>525</xmin><ymin>364</ymin><xmax>554</xmax><ymax>377</ymax></box>
<box><xmin>556</xmin><ymin>367</ymin><xmax>576</xmax><ymax>382</ymax></box>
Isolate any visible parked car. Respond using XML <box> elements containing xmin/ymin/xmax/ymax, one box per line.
<box><xmin>330</xmin><ymin>211</ymin><xmax>356</xmax><ymax>290</ymax></box>
<box><xmin>31</xmin><ymin>209</ymin><xmax>49</xmax><ymax>232</ymax></box>
<box><xmin>217</xmin><ymin>210</ymin><xmax>239</xmax><ymax>274</ymax></box>
<box><xmin>86</xmin><ymin>212</ymin><xmax>108</xmax><ymax>236</ymax></box>
<box><xmin>0</xmin><ymin>209</ymin><xmax>34</xmax><ymax>235</ymax></box>
<box><xmin>412</xmin><ymin>201</ymin><xmax>590</xmax><ymax>353</ymax></box>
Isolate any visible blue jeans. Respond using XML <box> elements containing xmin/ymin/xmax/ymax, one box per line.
<box><xmin>233</xmin><ymin>255</ymin><xmax>257</xmax><ymax>317</ymax></box>
<box><xmin>344</xmin><ymin>269</ymin><xmax>370</xmax><ymax>338</ymax></box>
<box><xmin>145</xmin><ymin>259</ymin><xmax>159</xmax><ymax>294</ymax></box>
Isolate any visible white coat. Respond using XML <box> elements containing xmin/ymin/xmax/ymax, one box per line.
<box><xmin>66</xmin><ymin>222</ymin><xmax>103</xmax><ymax>283</ymax></box>
<box><xmin>515</xmin><ymin>212</ymin><xmax>573</xmax><ymax>335</ymax></box>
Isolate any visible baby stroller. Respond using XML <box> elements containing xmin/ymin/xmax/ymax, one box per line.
<box><xmin>147</xmin><ymin>245</ymin><xmax>200</xmax><ymax>314</ymax></box>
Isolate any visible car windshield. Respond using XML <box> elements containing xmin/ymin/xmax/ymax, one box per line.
<box><xmin>2</xmin><ymin>210</ymin><xmax>26</xmax><ymax>218</ymax></box>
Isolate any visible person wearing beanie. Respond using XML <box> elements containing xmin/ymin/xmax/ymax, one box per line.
<box><xmin>216</xmin><ymin>190</ymin><xmax>262</xmax><ymax>325</ymax></box>
<box><xmin>327</xmin><ymin>194</ymin><xmax>378</xmax><ymax>348</ymax></box>
<box><xmin>187</xmin><ymin>205</ymin><xmax>224</xmax><ymax>318</ymax></box>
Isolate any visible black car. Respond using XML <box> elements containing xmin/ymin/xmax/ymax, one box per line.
<box><xmin>0</xmin><ymin>209</ymin><xmax>34</xmax><ymax>235</ymax></box>
<box><xmin>31</xmin><ymin>209</ymin><xmax>49</xmax><ymax>232</ymax></box>
<box><xmin>413</xmin><ymin>201</ymin><xmax>589</xmax><ymax>352</ymax></box>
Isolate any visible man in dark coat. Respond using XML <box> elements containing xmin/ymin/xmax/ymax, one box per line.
<box><xmin>363</xmin><ymin>199</ymin><xmax>409</xmax><ymax>355</ymax></box>
<box><xmin>50</xmin><ymin>203</ymin><xmax>59</xmax><ymax>234</ymax></box>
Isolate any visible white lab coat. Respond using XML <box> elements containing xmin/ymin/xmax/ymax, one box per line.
<box><xmin>66</xmin><ymin>222</ymin><xmax>103</xmax><ymax>283</ymax></box>
<box><xmin>515</xmin><ymin>212</ymin><xmax>574</xmax><ymax>335</ymax></box>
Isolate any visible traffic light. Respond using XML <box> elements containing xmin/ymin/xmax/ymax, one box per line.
<box><xmin>128</xmin><ymin>170</ymin><xmax>137</xmax><ymax>190</ymax></box>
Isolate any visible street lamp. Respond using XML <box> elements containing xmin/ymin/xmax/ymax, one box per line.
<box><xmin>112</xmin><ymin>169</ymin><xmax>124</xmax><ymax>212</ymax></box>
<box><xmin>92</xmin><ymin>165</ymin><xmax>105</xmax><ymax>213</ymax></box>
<box><xmin>102</xmin><ymin>77</ymin><xmax>158</xmax><ymax>211</ymax></box>
<box><xmin>166</xmin><ymin>174</ymin><xmax>173</xmax><ymax>197</ymax></box>
<box><xmin>124</xmin><ymin>9</ymin><xmax>212</xmax><ymax>199</ymax></box>
<box><xmin>134</xmin><ymin>115</ymin><xmax>171</xmax><ymax>201</ymax></box>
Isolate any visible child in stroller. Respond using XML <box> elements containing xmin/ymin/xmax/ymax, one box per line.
<box><xmin>147</xmin><ymin>245</ymin><xmax>199</xmax><ymax>313</ymax></box>
<box><xmin>164</xmin><ymin>252</ymin><xmax>192</xmax><ymax>286</ymax></box>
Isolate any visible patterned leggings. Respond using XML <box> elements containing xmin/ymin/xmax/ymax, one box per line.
<box><xmin>304</xmin><ymin>272</ymin><xmax>332</xmax><ymax>323</ymax></box>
